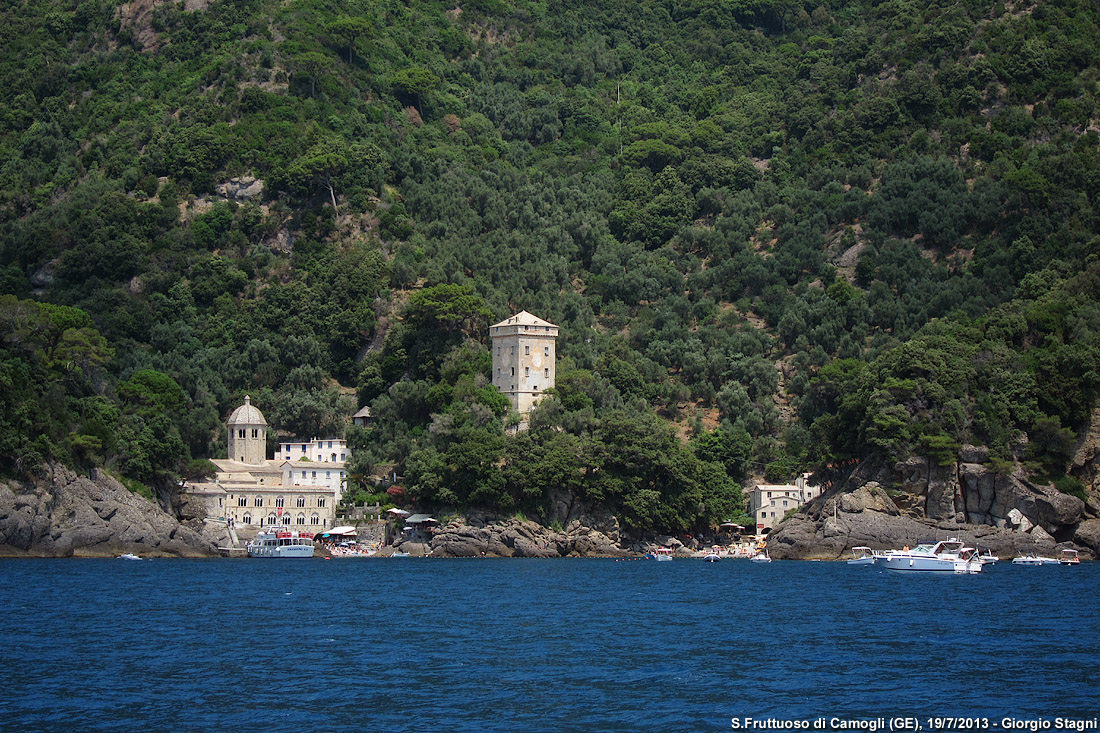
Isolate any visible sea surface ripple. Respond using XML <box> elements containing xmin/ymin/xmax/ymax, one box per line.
<box><xmin>1</xmin><ymin>557</ymin><xmax>1097</xmax><ymax>731</ymax></box>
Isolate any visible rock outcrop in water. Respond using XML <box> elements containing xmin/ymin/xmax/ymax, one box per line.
<box><xmin>391</xmin><ymin>509</ymin><xmax>628</xmax><ymax>558</ymax></box>
<box><xmin>767</xmin><ymin>449</ymin><xmax>1097</xmax><ymax>560</ymax></box>
<box><xmin>0</xmin><ymin>463</ymin><xmax>220</xmax><ymax>557</ymax></box>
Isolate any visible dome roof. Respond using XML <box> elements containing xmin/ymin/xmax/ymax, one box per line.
<box><xmin>227</xmin><ymin>395</ymin><xmax>267</xmax><ymax>426</ymax></box>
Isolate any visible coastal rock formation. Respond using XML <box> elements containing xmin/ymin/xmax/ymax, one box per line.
<box><xmin>394</xmin><ymin>511</ymin><xmax>627</xmax><ymax>558</ymax></box>
<box><xmin>215</xmin><ymin>176</ymin><xmax>264</xmax><ymax>201</ymax></box>
<box><xmin>768</xmin><ymin>456</ymin><xmax>1093</xmax><ymax>560</ymax></box>
<box><xmin>0</xmin><ymin>464</ymin><xmax>220</xmax><ymax>558</ymax></box>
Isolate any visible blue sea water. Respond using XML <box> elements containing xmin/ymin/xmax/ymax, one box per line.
<box><xmin>0</xmin><ymin>558</ymin><xmax>1097</xmax><ymax>732</ymax></box>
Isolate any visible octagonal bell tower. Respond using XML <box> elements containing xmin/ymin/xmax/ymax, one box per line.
<box><xmin>227</xmin><ymin>395</ymin><xmax>268</xmax><ymax>465</ymax></box>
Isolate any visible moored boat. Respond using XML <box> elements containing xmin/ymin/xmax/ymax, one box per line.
<box><xmin>246</xmin><ymin>530</ymin><xmax>315</xmax><ymax>558</ymax></box>
<box><xmin>874</xmin><ymin>539</ymin><xmax>982</xmax><ymax>573</ymax></box>
<box><xmin>846</xmin><ymin>547</ymin><xmax>878</xmax><ymax>566</ymax></box>
<box><xmin>1059</xmin><ymin>549</ymin><xmax>1080</xmax><ymax>565</ymax></box>
<box><xmin>1011</xmin><ymin>554</ymin><xmax>1060</xmax><ymax>565</ymax></box>
<box><xmin>749</xmin><ymin>550</ymin><xmax>772</xmax><ymax>563</ymax></box>
<box><xmin>651</xmin><ymin>547</ymin><xmax>674</xmax><ymax>561</ymax></box>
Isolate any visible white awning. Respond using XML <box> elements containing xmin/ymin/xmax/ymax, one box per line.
<box><xmin>320</xmin><ymin>526</ymin><xmax>358</xmax><ymax>537</ymax></box>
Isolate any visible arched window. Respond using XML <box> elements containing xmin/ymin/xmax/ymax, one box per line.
<box><xmin>296</xmin><ymin>496</ymin><xmax>305</xmax><ymax>508</ymax></box>
<box><xmin>296</xmin><ymin>513</ymin><xmax>306</xmax><ymax>525</ymax></box>
<box><xmin>282</xmin><ymin>514</ymin><xmax>291</xmax><ymax>525</ymax></box>
<box><xmin>242</xmin><ymin>514</ymin><xmax>252</xmax><ymax>525</ymax></box>
<box><xmin>254</xmin><ymin>496</ymin><xmax>263</xmax><ymax>507</ymax></box>
<box><xmin>267</xmin><ymin>512</ymin><xmax>277</xmax><ymax>525</ymax></box>
<box><xmin>311</xmin><ymin>514</ymin><xmax>320</xmax><ymax>525</ymax></box>
<box><xmin>276</xmin><ymin>496</ymin><xmax>284</xmax><ymax>508</ymax></box>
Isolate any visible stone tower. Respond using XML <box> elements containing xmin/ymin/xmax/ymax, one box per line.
<box><xmin>490</xmin><ymin>311</ymin><xmax>558</xmax><ymax>414</ymax></box>
<box><xmin>227</xmin><ymin>395</ymin><xmax>268</xmax><ymax>465</ymax></box>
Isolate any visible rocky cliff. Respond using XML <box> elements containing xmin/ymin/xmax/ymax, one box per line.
<box><xmin>768</xmin><ymin>449</ymin><xmax>1099</xmax><ymax>560</ymax></box>
<box><xmin>389</xmin><ymin>508</ymin><xmax>629</xmax><ymax>558</ymax></box>
<box><xmin>0</xmin><ymin>464</ymin><xmax>221</xmax><ymax>557</ymax></box>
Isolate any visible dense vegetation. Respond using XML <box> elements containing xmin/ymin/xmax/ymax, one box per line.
<box><xmin>2</xmin><ymin>0</ymin><xmax>1099</xmax><ymax>534</ymax></box>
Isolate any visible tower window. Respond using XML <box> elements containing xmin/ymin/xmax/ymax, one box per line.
<box><xmin>238</xmin><ymin>429</ymin><xmax>245</xmax><ymax>439</ymax></box>
<box><xmin>544</xmin><ymin>368</ymin><xmax>549</xmax><ymax>378</ymax></box>
<box><xmin>251</xmin><ymin>428</ymin><xmax>258</xmax><ymax>438</ymax></box>
<box><xmin>525</xmin><ymin>345</ymin><xmax>530</xmax><ymax>355</ymax></box>
<box><xmin>544</xmin><ymin>346</ymin><xmax>549</xmax><ymax>356</ymax></box>
<box><xmin>525</xmin><ymin>367</ymin><xmax>529</xmax><ymax>377</ymax></box>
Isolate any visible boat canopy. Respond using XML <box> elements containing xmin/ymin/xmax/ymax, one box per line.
<box><xmin>321</xmin><ymin>526</ymin><xmax>358</xmax><ymax>537</ymax></box>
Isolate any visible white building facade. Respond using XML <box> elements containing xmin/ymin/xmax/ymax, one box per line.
<box><xmin>749</xmin><ymin>474</ymin><xmax>822</xmax><ymax>534</ymax></box>
<box><xmin>186</xmin><ymin>396</ymin><xmax>344</xmax><ymax>537</ymax></box>
<box><xmin>278</xmin><ymin>437</ymin><xmax>348</xmax><ymax>464</ymax></box>
<box><xmin>490</xmin><ymin>311</ymin><xmax>558</xmax><ymax>414</ymax></box>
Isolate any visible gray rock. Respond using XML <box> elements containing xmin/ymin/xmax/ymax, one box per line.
<box><xmin>512</xmin><ymin>536</ymin><xmax>559</xmax><ymax>558</ymax></box>
<box><xmin>767</xmin><ymin>456</ymin><xmax>1090</xmax><ymax>560</ymax></box>
<box><xmin>426</xmin><ymin>513</ymin><xmax>625</xmax><ymax>558</ymax></box>
<box><xmin>1028</xmin><ymin>525</ymin><xmax>1055</xmax><ymax>543</ymax></box>
<box><xmin>237</xmin><ymin>180</ymin><xmax>264</xmax><ymax>200</ymax></box>
<box><xmin>958</xmin><ymin>445</ymin><xmax>989</xmax><ymax>464</ymax></box>
<box><xmin>0</xmin><ymin>464</ymin><xmax>219</xmax><ymax>557</ymax></box>
<box><xmin>1006</xmin><ymin>508</ymin><xmax>1033</xmax><ymax>533</ymax></box>
<box><xmin>837</xmin><ymin>483</ymin><xmax>899</xmax><ymax>515</ymax></box>
<box><xmin>1073</xmin><ymin>519</ymin><xmax>1100</xmax><ymax>555</ymax></box>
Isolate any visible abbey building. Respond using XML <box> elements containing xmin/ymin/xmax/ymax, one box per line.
<box><xmin>185</xmin><ymin>396</ymin><xmax>343</xmax><ymax>534</ymax></box>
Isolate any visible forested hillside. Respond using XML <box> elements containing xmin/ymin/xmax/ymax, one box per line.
<box><xmin>2</xmin><ymin>0</ymin><xmax>1099</xmax><ymax>534</ymax></box>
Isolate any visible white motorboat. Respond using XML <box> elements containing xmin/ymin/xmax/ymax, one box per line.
<box><xmin>846</xmin><ymin>547</ymin><xmax>878</xmax><ymax>565</ymax></box>
<box><xmin>118</xmin><ymin>553</ymin><xmax>141</xmax><ymax>560</ymax></box>
<box><xmin>246</xmin><ymin>530</ymin><xmax>315</xmax><ymax>558</ymax></box>
<box><xmin>749</xmin><ymin>550</ymin><xmax>772</xmax><ymax>563</ymax></box>
<box><xmin>874</xmin><ymin>539</ymin><xmax>983</xmax><ymax>573</ymax></box>
<box><xmin>703</xmin><ymin>551</ymin><xmax>720</xmax><ymax>562</ymax></box>
<box><xmin>1011</xmin><ymin>554</ymin><xmax>1060</xmax><ymax>565</ymax></box>
<box><xmin>1059</xmin><ymin>549</ymin><xmax>1080</xmax><ymax>565</ymax></box>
